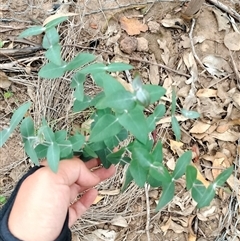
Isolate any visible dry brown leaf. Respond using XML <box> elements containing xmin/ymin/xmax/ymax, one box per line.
<box><xmin>149</xmin><ymin>53</ymin><xmax>159</xmax><ymax>85</ymax></box>
<box><xmin>0</xmin><ymin>71</ymin><xmax>11</xmax><ymax>89</ymax></box>
<box><xmin>119</xmin><ymin>16</ymin><xmax>148</xmax><ymax>36</ymax></box>
<box><xmin>166</xmin><ymin>157</ymin><xmax>176</xmax><ymax>171</ymax></box>
<box><xmin>183</xmin><ymin>52</ymin><xmax>198</xmax><ymax>84</ymax></box>
<box><xmin>196</xmin><ymin>88</ymin><xmax>217</xmax><ymax>98</ymax></box>
<box><xmin>232</xmin><ymin>91</ymin><xmax>240</xmax><ymax>108</ymax></box>
<box><xmin>156</xmin><ymin>115</ymin><xmax>188</xmax><ymax>125</ymax></box>
<box><xmin>169</xmin><ymin>140</ymin><xmax>184</xmax><ymax>155</ymax></box>
<box><xmin>224</xmin><ymin>32</ymin><xmax>240</xmax><ymax>51</ymax></box>
<box><xmin>161</xmin><ymin>17</ymin><xmax>185</xmax><ymax>30</ymax></box>
<box><xmin>111</xmin><ymin>216</ymin><xmax>128</xmax><ymax>228</ymax></box>
<box><xmin>180</xmin><ymin>35</ymin><xmax>205</xmax><ymax>49</ymax></box>
<box><xmin>190</xmin><ymin>122</ymin><xmax>211</xmax><ymax>134</ymax></box>
<box><xmin>211</xmin><ymin>130</ymin><xmax>240</xmax><ymax>142</ymax></box>
<box><xmin>212</xmin><ymin>152</ymin><xmax>230</xmax><ymax>179</ymax></box>
<box><xmin>93</xmin><ymin>195</ymin><xmax>104</xmax><ymax>204</ymax></box>
<box><xmin>157</xmin><ymin>39</ymin><xmax>170</xmax><ymax>65</ymax></box>
<box><xmin>212</xmin><ymin>9</ymin><xmax>230</xmax><ymax>31</ymax></box>
<box><xmin>98</xmin><ymin>189</ymin><xmax>120</xmax><ymax>195</ymax></box>
<box><xmin>192</xmin><ymin>163</ymin><xmax>210</xmax><ymax>187</ymax></box>
<box><xmin>216</xmin><ymin>122</ymin><xmax>230</xmax><ymax>133</ymax></box>
<box><xmin>188</xmin><ymin>215</ymin><xmax>197</xmax><ymax>241</ymax></box>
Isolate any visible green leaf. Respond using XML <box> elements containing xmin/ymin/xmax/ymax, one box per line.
<box><xmin>96</xmin><ymin>90</ymin><xmax>136</xmax><ymax>111</ymax></box>
<box><xmin>45</xmin><ymin>43</ymin><xmax>62</xmax><ymax>66</ymax></box>
<box><xmin>118</xmin><ymin>107</ymin><xmax>149</xmax><ymax>144</ymax></box>
<box><xmin>45</xmin><ymin>16</ymin><xmax>68</xmax><ymax>28</ymax></box>
<box><xmin>181</xmin><ymin>108</ymin><xmax>200</xmax><ymax>119</ymax></box>
<box><xmin>47</xmin><ymin>142</ymin><xmax>60</xmax><ymax>173</ymax></box>
<box><xmin>70</xmin><ymin>72</ymin><xmax>86</xmax><ymax>88</ymax></box>
<box><xmin>107</xmin><ymin>148</ymin><xmax>125</xmax><ymax>164</ymax></box>
<box><xmin>42</xmin><ymin>125</ymin><xmax>55</xmax><ymax>142</ymax></box>
<box><xmin>127</xmin><ymin>139</ymin><xmax>153</xmax><ymax>153</ymax></box>
<box><xmin>88</xmin><ymin>141</ymin><xmax>106</xmax><ymax>152</ymax></box>
<box><xmin>89</xmin><ymin>114</ymin><xmax>122</xmax><ymax>142</ymax></box>
<box><xmin>19</xmin><ymin>26</ymin><xmax>46</xmax><ymax>38</ymax></box>
<box><xmin>69</xmin><ymin>133</ymin><xmax>85</xmax><ymax>151</ymax></box>
<box><xmin>147</xmin><ymin>104</ymin><xmax>166</xmax><ymax>131</ymax></box>
<box><xmin>73</xmin><ymin>95</ymin><xmax>92</xmax><ymax>112</ymax></box>
<box><xmin>152</xmin><ymin>141</ymin><xmax>163</xmax><ymax>163</ymax></box>
<box><xmin>0</xmin><ymin>196</ymin><xmax>6</xmax><ymax>204</ymax></box>
<box><xmin>186</xmin><ymin>165</ymin><xmax>197</xmax><ymax>190</ymax></box>
<box><xmin>147</xmin><ymin>174</ymin><xmax>163</xmax><ymax>188</ymax></box>
<box><xmin>106</xmin><ymin>62</ymin><xmax>133</xmax><ymax>72</ymax></box>
<box><xmin>91</xmin><ymin>92</ymin><xmax>105</xmax><ymax>106</ymax></box>
<box><xmin>130</xmin><ymin>159</ymin><xmax>148</xmax><ymax>187</ymax></box>
<box><xmin>197</xmin><ymin>183</ymin><xmax>216</xmax><ymax>209</ymax></box>
<box><xmin>121</xmin><ymin>167</ymin><xmax>134</xmax><ymax>192</ymax></box>
<box><xmin>104</xmin><ymin>129</ymin><xmax>128</xmax><ymax>149</ymax></box>
<box><xmin>80</xmin><ymin>63</ymin><xmax>106</xmax><ymax>75</ymax></box>
<box><xmin>135</xmin><ymin>88</ymin><xmax>150</xmax><ymax>107</ymax></box>
<box><xmin>38</xmin><ymin>62</ymin><xmax>66</xmax><ymax>78</ymax></box>
<box><xmin>132</xmin><ymin>147</ymin><xmax>153</xmax><ymax>168</ymax></box>
<box><xmin>156</xmin><ymin>181</ymin><xmax>175</xmax><ymax>211</ymax></box>
<box><xmin>20</xmin><ymin>117</ymin><xmax>35</xmax><ymax>143</ymax></box>
<box><xmin>42</xmin><ymin>27</ymin><xmax>59</xmax><ymax>49</ymax></box>
<box><xmin>35</xmin><ymin>144</ymin><xmax>48</xmax><ymax>159</ymax></box>
<box><xmin>95</xmin><ymin>148</ymin><xmax>112</xmax><ymax>168</ymax></box>
<box><xmin>24</xmin><ymin>140</ymin><xmax>39</xmax><ymax>165</ymax></box>
<box><xmin>172</xmin><ymin>151</ymin><xmax>192</xmax><ymax>180</ymax></box>
<box><xmin>171</xmin><ymin>88</ymin><xmax>177</xmax><ymax>115</ymax></box>
<box><xmin>74</xmin><ymin>83</ymin><xmax>84</xmax><ymax>101</ymax></box>
<box><xmin>171</xmin><ymin>116</ymin><xmax>181</xmax><ymax>141</ymax></box>
<box><xmin>58</xmin><ymin>140</ymin><xmax>73</xmax><ymax>159</ymax></box>
<box><xmin>0</xmin><ymin>102</ymin><xmax>31</xmax><ymax>147</ymax></box>
<box><xmin>149</xmin><ymin>162</ymin><xmax>172</xmax><ymax>184</ymax></box>
<box><xmin>191</xmin><ymin>179</ymin><xmax>206</xmax><ymax>203</ymax></box>
<box><xmin>132</xmin><ymin>74</ymin><xmax>143</xmax><ymax>91</ymax></box>
<box><xmin>143</xmin><ymin>85</ymin><xmax>166</xmax><ymax>104</ymax></box>
<box><xmin>83</xmin><ymin>145</ymin><xmax>98</xmax><ymax>158</ymax></box>
<box><xmin>93</xmin><ymin>73</ymin><xmax>125</xmax><ymax>95</ymax></box>
<box><xmin>213</xmin><ymin>166</ymin><xmax>233</xmax><ymax>187</ymax></box>
<box><xmin>55</xmin><ymin>130</ymin><xmax>67</xmax><ymax>142</ymax></box>
<box><xmin>65</xmin><ymin>53</ymin><xmax>96</xmax><ymax>71</ymax></box>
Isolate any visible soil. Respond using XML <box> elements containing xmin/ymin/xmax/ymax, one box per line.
<box><xmin>1</xmin><ymin>0</ymin><xmax>240</xmax><ymax>241</ymax></box>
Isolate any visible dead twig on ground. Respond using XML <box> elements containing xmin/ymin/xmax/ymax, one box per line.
<box><xmin>189</xmin><ymin>18</ymin><xmax>206</xmax><ymax>70</ymax></box>
<box><xmin>206</xmin><ymin>0</ymin><xmax>240</xmax><ymax>22</ymax></box>
<box><xmin>229</xmin><ymin>51</ymin><xmax>240</xmax><ymax>89</ymax></box>
<box><xmin>144</xmin><ymin>183</ymin><xmax>151</xmax><ymax>241</ymax></box>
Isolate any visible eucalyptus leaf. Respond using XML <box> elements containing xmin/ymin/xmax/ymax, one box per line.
<box><xmin>106</xmin><ymin>62</ymin><xmax>133</xmax><ymax>72</ymax></box>
<box><xmin>143</xmin><ymin>85</ymin><xmax>166</xmax><ymax>104</ymax></box>
<box><xmin>213</xmin><ymin>166</ymin><xmax>233</xmax><ymax>187</ymax></box>
<box><xmin>73</xmin><ymin>95</ymin><xmax>92</xmax><ymax>112</ymax></box>
<box><xmin>69</xmin><ymin>133</ymin><xmax>85</xmax><ymax>151</ymax></box>
<box><xmin>96</xmin><ymin>90</ymin><xmax>136</xmax><ymax>111</ymax></box>
<box><xmin>55</xmin><ymin>130</ymin><xmax>67</xmax><ymax>142</ymax></box>
<box><xmin>89</xmin><ymin>114</ymin><xmax>122</xmax><ymax>143</ymax></box>
<box><xmin>45</xmin><ymin>16</ymin><xmax>68</xmax><ymax>28</ymax></box>
<box><xmin>57</xmin><ymin>140</ymin><xmax>72</xmax><ymax>158</ymax></box>
<box><xmin>0</xmin><ymin>102</ymin><xmax>31</xmax><ymax>147</ymax></box>
<box><xmin>45</xmin><ymin>43</ymin><xmax>62</xmax><ymax>66</ymax></box>
<box><xmin>65</xmin><ymin>53</ymin><xmax>95</xmax><ymax>71</ymax></box>
<box><xmin>121</xmin><ymin>167</ymin><xmax>134</xmax><ymax>192</ymax></box>
<box><xmin>42</xmin><ymin>125</ymin><xmax>55</xmax><ymax>142</ymax></box>
<box><xmin>186</xmin><ymin>165</ymin><xmax>197</xmax><ymax>190</ymax></box>
<box><xmin>42</xmin><ymin>27</ymin><xmax>59</xmax><ymax>49</ymax></box>
<box><xmin>149</xmin><ymin>162</ymin><xmax>172</xmax><ymax>184</ymax></box>
<box><xmin>83</xmin><ymin>145</ymin><xmax>98</xmax><ymax>158</ymax></box>
<box><xmin>35</xmin><ymin>144</ymin><xmax>48</xmax><ymax>159</ymax></box>
<box><xmin>38</xmin><ymin>62</ymin><xmax>66</xmax><ymax>78</ymax></box>
<box><xmin>80</xmin><ymin>63</ymin><xmax>107</xmax><ymax>75</ymax></box>
<box><xmin>135</xmin><ymin>88</ymin><xmax>150</xmax><ymax>107</ymax></box>
<box><xmin>181</xmin><ymin>108</ymin><xmax>200</xmax><ymax>119</ymax></box>
<box><xmin>95</xmin><ymin>148</ymin><xmax>112</xmax><ymax>168</ymax></box>
<box><xmin>132</xmin><ymin>147</ymin><xmax>153</xmax><ymax>168</ymax></box>
<box><xmin>197</xmin><ymin>183</ymin><xmax>215</xmax><ymax>209</ymax></box>
<box><xmin>156</xmin><ymin>181</ymin><xmax>175</xmax><ymax>211</ymax></box>
<box><xmin>70</xmin><ymin>72</ymin><xmax>86</xmax><ymax>88</ymax></box>
<box><xmin>118</xmin><ymin>107</ymin><xmax>149</xmax><ymax>144</ymax></box>
<box><xmin>171</xmin><ymin>116</ymin><xmax>181</xmax><ymax>141</ymax></box>
<box><xmin>20</xmin><ymin>117</ymin><xmax>35</xmax><ymax>143</ymax></box>
<box><xmin>47</xmin><ymin>142</ymin><xmax>60</xmax><ymax>173</ymax></box>
<box><xmin>24</xmin><ymin>140</ymin><xmax>39</xmax><ymax>165</ymax></box>
<box><xmin>191</xmin><ymin>179</ymin><xmax>207</xmax><ymax>203</ymax></box>
<box><xmin>73</xmin><ymin>83</ymin><xmax>84</xmax><ymax>101</ymax></box>
<box><xmin>152</xmin><ymin>141</ymin><xmax>163</xmax><ymax>163</ymax></box>
<box><xmin>172</xmin><ymin>151</ymin><xmax>192</xmax><ymax>180</ymax></box>
<box><xmin>130</xmin><ymin>159</ymin><xmax>148</xmax><ymax>187</ymax></box>
<box><xmin>19</xmin><ymin>26</ymin><xmax>46</xmax><ymax>38</ymax></box>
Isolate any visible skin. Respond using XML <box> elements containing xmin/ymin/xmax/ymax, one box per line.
<box><xmin>8</xmin><ymin>158</ymin><xmax>116</xmax><ymax>241</ymax></box>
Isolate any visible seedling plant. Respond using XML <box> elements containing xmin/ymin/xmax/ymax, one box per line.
<box><xmin>0</xmin><ymin>17</ymin><xmax>233</xmax><ymax>211</ymax></box>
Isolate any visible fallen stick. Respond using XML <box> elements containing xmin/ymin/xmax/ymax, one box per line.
<box><xmin>206</xmin><ymin>0</ymin><xmax>240</xmax><ymax>22</ymax></box>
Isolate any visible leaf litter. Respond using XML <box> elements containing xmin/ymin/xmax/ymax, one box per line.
<box><xmin>1</xmin><ymin>0</ymin><xmax>240</xmax><ymax>240</ymax></box>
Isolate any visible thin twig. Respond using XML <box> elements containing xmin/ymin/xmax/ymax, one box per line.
<box><xmin>63</xmin><ymin>44</ymin><xmax>191</xmax><ymax>77</ymax></box>
<box><xmin>189</xmin><ymin>18</ymin><xmax>206</xmax><ymax>70</ymax></box>
<box><xmin>229</xmin><ymin>50</ymin><xmax>240</xmax><ymax>89</ymax></box>
<box><xmin>206</xmin><ymin>0</ymin><xmax>240</xmax><ymax>23</ymax></box>
<box><xmin>144</xmin><ymin>183</ymin><xmax>151</xmax><ymax>241</ymax></box>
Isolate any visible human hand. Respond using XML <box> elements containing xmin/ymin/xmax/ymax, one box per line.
<box><xmin>8</xmin><ymin>158</ymin><xmax>115</xmax><ymax>241</ymax></box>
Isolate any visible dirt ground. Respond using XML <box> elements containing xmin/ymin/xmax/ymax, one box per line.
<box><xmin>1</xmin><ymin>0</ymin><xmax>240</xmax><ymax>240</ymax></box>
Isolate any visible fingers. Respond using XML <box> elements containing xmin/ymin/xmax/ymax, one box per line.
<box><xmin>68</xmin><ymin>188</ymin><xmax>98</xmax><ymax>227</ymax></box>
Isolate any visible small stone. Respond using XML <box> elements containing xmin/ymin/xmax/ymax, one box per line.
<box><xmin>137</xmin><ymin>37</ymin><xmax>149</xmax><ymax>52</ymax></box>
<box><xmin>148</xmin><ymin>21</ymin><xmax>160</xmax><ymax>33</ymax></box>
<box><xmin>119</xmin><ymin>36</ymin><xmax>137</xmax><ymax>54</ymax></box>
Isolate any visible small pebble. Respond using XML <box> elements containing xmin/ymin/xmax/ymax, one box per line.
<box><xmin>137</xmin><ymin>37</ymin><xmax>149</xmax><ymax>52</ymax></box>
<box><xmin>148</xmin><ymin>21</ymin><xmax>160</xmax><ymax>33</ymax></box>
<box><xmin>119</xmin><ymin>36</ymin><xmax>137</xmax><ymax>54</ymax></box>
